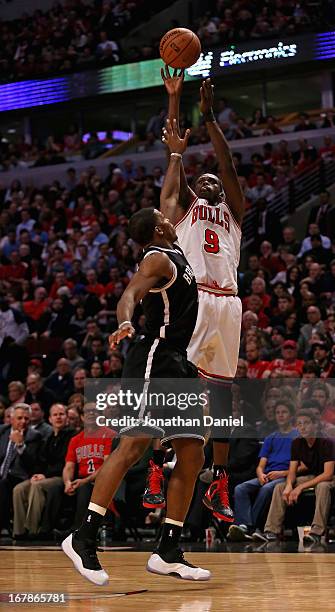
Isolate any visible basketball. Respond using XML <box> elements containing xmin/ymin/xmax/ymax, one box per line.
<box><xmin>159</xmin><ymin>28</ymin><xmax>201</xmax><ymax>69</ymax></box>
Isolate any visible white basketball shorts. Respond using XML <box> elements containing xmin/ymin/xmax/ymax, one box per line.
<box><xmin>187</xmin><ymin>289</ymin><xmax>242</xmax><ymax>383</ymax></box>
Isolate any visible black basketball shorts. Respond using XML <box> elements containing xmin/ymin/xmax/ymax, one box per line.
<box><xmin>120</xmin><ymin>335</ymin><xmax>205</xmax><ymax>447</ymax></box>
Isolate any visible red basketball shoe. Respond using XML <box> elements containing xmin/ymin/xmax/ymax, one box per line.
<box><xmin>142</xmin><ymin>460</ymin><xmax>166</xmax><ymax>509</ymax></box>
<box><xmin>203</xmin><ymin>471</ymin><xmax>234</xmax><ymax>522</ymax></box>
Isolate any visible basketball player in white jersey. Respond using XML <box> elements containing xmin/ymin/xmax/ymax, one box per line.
<box><xmin>154</xmin><ymin>67</ymin><xmax>245</xmax><ymax>522</ymax></box>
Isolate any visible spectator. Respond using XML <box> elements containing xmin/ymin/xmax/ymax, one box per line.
<box><xmin>0</xmin><ymin>404</ymin><xmax>41</xmax><ymax>533</ymax></box>
<box><xmin>307</xmin><ymin>191</ymin><xmax>333</xmax><ymax>237</ymax></box>
<box><xmin>25</xmin><ymin>373</ymin><xmax>56</xmax><ymax>418</ymax></box>
<box><xmin>252</xmin><ymin>198</ymin><xmax>282</xmax><ymax>249</ymax></box>
<box><xmin>246</xmin><ymin>177</ymin><xmax>275</xmax><ymax>204</ymax></box>
<box><xmin>12</xmin><ymin>403</ymin><xmax>73</xmax><ymax>539</ymax></box>
<box><xmin>294</xmin><ymin>113</ymin><xmax>317</xmax><ymax>132</ymax></box>
<box><xmin>30</xmin><ymin>402</ymin><xmax>52</xmax><ymax>440</ymax></box>
<box><xmin>267</xmin><ymin>340</ymin><xmax>304</xmax><ymax>378</ymax></box>
<box><xmin>246</xmin><ymin>343</ymin><xmax>269</xmax><ymax>379</ymax></box>
<box><xmin>8</xmin><ymin>381</ymin><xmax>26</xmax><ymax>407</ymax></box>
<box><xmin>45</xmin><ymin>359</ymin><xmax>74</xmax><ymax>404</ymax></box>
<box><xmin>0</xmin><ymin>294</ymin><xmax>29</xmax><ymax>387</ymax></box>
<box><xmin>73</xmin><ymin>368</ymin><xmax>87</xmax><ymax>394</ymax></box>
<box><xmin>62</xmin><ymin>339</ymin><xmax>86</xmax><ymax>372</ymax></box>
<box><xmin>59</xmin><ymin>403</ymin><xmax>114</xmax><ymax>532</ymax></box>
<box><xmin>227</xmin><ymin>400</ymin><xmax>298</xmax><ymax>541</ymax></box>
<box><xmin>259</xmin><ymin>409</ymin><xmax>335</xmax><ymax>545</ymax></box>
<box><xmin>297</xmin><ymin>306</ymin><xmax>325</xmax><ymax>357</ymax></box>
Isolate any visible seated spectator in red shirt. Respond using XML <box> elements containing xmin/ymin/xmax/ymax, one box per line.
<box><xmin>49</xmin><ymin>271</ymin><xmax>74</xmax><ymax>299</ymax></box>
<box><xmin>0</xmin><ymin>251</ymin><xmax>28</xmax><ymax>283</ymax></box>
<box><xmin>259</xmin><ymin>241</ymin><xmax>279</xmax><ymax>277</ymax></box>
<box><xmin>267</xmin><ymin>340</ymin><xmax>304</xmax><ymax>378</ymax></box>
<box><xmin>23</xmin><ymin>287</ymin><xmax>49</xmax><ymax>322</ymax></box>
<box><xmin>250</xmin><ymin>277</ymin><xmax>271</xmax><ymax>309</ymax></box>
<box><xmin>85</xmin><ymin>269</ymin><xmax>106</xmax><ymax>297</ymax></box>
<box><xmin>244</xmin><ymin>294</ymin><xmax>269</xmax><ymax>329</ymax></box>
<box><xmin>62</xmin><ymin>403</ymin><xmax>114</xmax><ymax>530</ymax></box>
<box><xmin>246</xmin><ymin>343</ymin><xmax>269</xmax><ymax>379</ymax></box>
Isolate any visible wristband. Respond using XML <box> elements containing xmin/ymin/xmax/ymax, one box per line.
<box><xmin>118</xmin><ymin>320</ymin><xmax>132</xmax><ymax>329</ymax></box>
<box><xmin>170</xmin><ymin>152</ymin><xmax>182</xmax><ymax>158</ymax></box>
<box><xmin>202</xmin><ymin>109</ymin><xmax>216</xmax><ymax>123</ymax></box>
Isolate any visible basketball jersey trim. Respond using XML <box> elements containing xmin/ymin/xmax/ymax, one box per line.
<box><xmin>159</xmin><ymin>289</ymin><xmax>170</xmax><ymax>339</ymax></box>
<box><xmin>143</xmin><ymin>252</ymin><xmax>178</xmax><ymax>293</ymax></box>
<box><xmin>174</xmin><ymin>195</ymin><xmax>198</xmax><ymax>229</ymax></box>
<box><xmin>198</xmin><ymin>367</ymin><xmax>234</xmax><ymax>384</ymax></box>
<box><xmin>198</xmin><ymin>283</ymin><xmax>237</xmax><ymax>297</ymax></box>
<box><xmin>224</xmin><ymin>200</ymin><xmax>242</xmax><ymax>233</ymax></box>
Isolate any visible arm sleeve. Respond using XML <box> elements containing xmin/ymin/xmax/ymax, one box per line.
<box><xmin>259</xmin><ymin>434</ymin><xmax>272</xmax><ymax>459</ymax></box>
<box><xmin>65</xmin><ymin>436</ymin><xmax>77</xmax><ymax>463</ymax></box>
<box><xmin>290</xmin><ymin>438</ymin><xmax>300</xmax><ymax>461</ymax></box>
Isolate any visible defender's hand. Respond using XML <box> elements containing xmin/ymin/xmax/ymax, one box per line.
<box><xmin>161</xmin><ymin>64</ymin><xmax>184</xmax><ymax>97</ymax></box>
<box><xmin>162</xmin><ymin>118</ymin><xmax>190</xmax><ymax>154</ymax></box>
<box><xmin>199</xmin><ymin>78</ymin><xmax>214</xmax><ymax>114</ymax></box>
<box><xmin>109</xmin><ymin>322</ymin><xmax>135</xmax><ymax>349</ymax></box>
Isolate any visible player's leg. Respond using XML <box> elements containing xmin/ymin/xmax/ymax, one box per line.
<box><xmin>147</xmin><ymin>437</ymin><xmax>211</xmax><ymax>581</ymax></box>
<box><xmin>142</xmin><ymin>438</ymin><xmax>166</xmax><ymax>509</ymax></box>
<box><xmin>203</xmin><ymin>381</ymin><xmax>234</xmax><ymax>522</ymax></box>
<box><xmin>62</xmin><ymin>436</ymin><xmax>151</xmax><ymax>585</ymax></box>
<box><xmin>195</xmin><ymin>294</ymin><xmax>242</xmax><ymax>522</ymax></box>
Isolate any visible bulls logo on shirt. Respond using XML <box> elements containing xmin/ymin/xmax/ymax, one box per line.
<box><xmin>191</xmin><ymin>204</ymin><xmax>230</xmax><ymax>233</ymax></box>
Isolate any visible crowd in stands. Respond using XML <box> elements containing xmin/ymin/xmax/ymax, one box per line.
<box><xmin>1</xmin><ymin>0</ymin><xmax>335</xmax><ymax>83</ymax></box>
<box><xmin>2</xmin><ymin>105</ymin><xmax>335</xmax><ymax>173</ymax></box>
<box><xmin>0</xmin><ymin>126</ymin><xmax>128</xmax><ymax>171</ymax></box>
<box><xmin>195</xmin><ymin>0</ymin><xmax>335</xmax><ymax>47</ymax></box>
<box><xmin>0</xmin><ymin>134</ymin><xmax>335</xmax><ymax>544</ymax></box>
<box><xmin>0</xmin><ymin>0</ymin><xmax>164</xmax><ymax>82</ymax></box>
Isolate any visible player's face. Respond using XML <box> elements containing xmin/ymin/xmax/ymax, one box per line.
<box><xmin>154</xmin><ymin>211</ymin><xmax>177</xmax><ymax>243</ymax></box>
<box><xmin>194</xmin><ymin>174</ymin><xmax>222</xmax><ymax>203</ymax></box>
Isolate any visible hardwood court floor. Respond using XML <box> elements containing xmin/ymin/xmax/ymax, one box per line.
<box><xmin>1</xmin><ymin>549</ymin><xmax>335</xmax><ymax>611</ymax></box>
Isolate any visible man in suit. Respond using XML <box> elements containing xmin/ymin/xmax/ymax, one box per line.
<box><xmin>30</xmin><ymin>402</ymin><xmax>52</xmax><ymax>440</ymax></box>
<box><xmin>307</xmin><ymin>191</ymin><xmax>333</xmax><ymax>238</ymax></box>
<box><xmin>253</xmin><ymin>198</ymin><xmax>282</xmax><ymax>250</ymax></box>
<box><xmin>0</xmin><ymin>403</ymin><xmax>41</xmax><ymax>532</ymax></box>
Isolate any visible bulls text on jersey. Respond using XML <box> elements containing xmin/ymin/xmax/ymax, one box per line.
<box><xmin>75</xmin><ymin>443</ymin><xmax>106</xmax><ymax>461</ymax></box>
<box><xmin>191</xmin><ymin>203</ymin><xmax>230</xmax><ymax>233</ymax></box>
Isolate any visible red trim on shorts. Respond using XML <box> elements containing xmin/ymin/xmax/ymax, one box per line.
<box><xmin>198</xmin><ymin>367</ymin><xmax>234</xmax><ymax>385</ymax></box>
<box><xmin>174</xmin><ymin>195</ymin><xmax>198</xmax><ymax>229</ymax></box>
<box><xmin>197</xmin><ymin>283</ymin><xmax>237</xmax><ymax>297</ymax></box>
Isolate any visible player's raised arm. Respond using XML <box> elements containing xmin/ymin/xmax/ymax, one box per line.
<box><xmin>109</xmin><ymin>251</ymin><xmax>174</xmax><ymax>348</ymax></box>
<box><xmin>200</xmin><ymin>78</ymin><xmax>245</xmax><ymax>226</ymax></box>
<box><xmin>160</xmin><ymin>118</ymin><xmax>191</xmax><ymax>225</ymax></box>
<box><xmin>161</xmin><ymin>65</ymin><xmax>194</xmax><ymax>213</ymax></box>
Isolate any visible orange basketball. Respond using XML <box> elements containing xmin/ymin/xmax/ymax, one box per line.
<box><xmin>159</xmin><ymin>28</ymin><xmax>201</xmax><ymax>69</ymax></box>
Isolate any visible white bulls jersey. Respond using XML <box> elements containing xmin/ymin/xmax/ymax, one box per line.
<box><xmin>175</xmin><ymin>195</ymin><xmax>241</xmax><ymax>296</ymax></box>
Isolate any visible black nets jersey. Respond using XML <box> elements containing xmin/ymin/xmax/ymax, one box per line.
<box><xmin>140</xmin><ymin>244</ymin><xmax>198</xmax><ymax>352</ymax></box>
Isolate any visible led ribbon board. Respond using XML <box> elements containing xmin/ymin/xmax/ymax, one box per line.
<box><xmin>0</xmin><ymin>31</ymin><xmax>334</xmax><ymax>112</ymax></box>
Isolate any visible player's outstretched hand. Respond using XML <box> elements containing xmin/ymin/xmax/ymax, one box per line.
<box><xmin>161</xmin><ymin>64</ymin><xmax>184</xmax><ymax>96</ymax></box>
<box><xmin>199</xmin><ymin>78</ymin><xmax>214</xmax><ymax>114</ymax></box>
<box><xmin>109</xmin><ymin>322</ymin><xmax>135</xmax><ymax>350</ymax></box>
<box><xmin>162</xmin><ymin>118</ymin><xmax>190</xmax><ymax>154</ymax></box>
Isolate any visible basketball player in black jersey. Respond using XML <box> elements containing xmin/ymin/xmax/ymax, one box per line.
<box><xmin>62</xmin><ymin>121</ymin><xmax>211</xmax><ymax>584</ymax></box>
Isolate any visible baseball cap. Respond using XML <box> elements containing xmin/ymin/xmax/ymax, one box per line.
<box><xmin>283</xmin><ymin>340</ymin><xmax>297</xmax><ymax>349</ymax></box>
